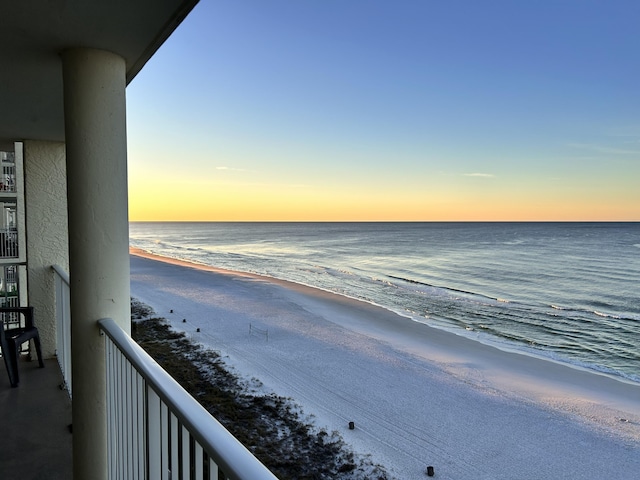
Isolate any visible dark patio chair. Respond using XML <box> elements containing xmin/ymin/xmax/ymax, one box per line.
<box><xmin>0</xmin><ymin>307</ymin><xmax>44</xmax><ymax>387</ymax></box>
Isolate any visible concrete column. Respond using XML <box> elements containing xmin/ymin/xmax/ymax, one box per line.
<box><xmin>62</xmin><ymin>48</ymin><xmax>131</xmax><ymax>480</ymax></box>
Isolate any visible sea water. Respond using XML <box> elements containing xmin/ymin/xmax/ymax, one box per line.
<box><xmin>129</xmin><ymin>222</ymin><xmax>640</xmax><ymax>383</ymax></box>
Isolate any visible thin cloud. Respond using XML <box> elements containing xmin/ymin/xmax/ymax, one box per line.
<box><xmin>234</xmin><ymin>182</ymin><xmax>312</xmax><ymax>188</ymax></box>
<box><xmin>216</xmin><ymin>166</ymin><xmax>251</xmax><ymax>172</ymax></box>
<box><xmin>567</xmin><ymin>143</ymin><xmax>640</xmax><ymax>156</ymax></box>
<box><xmin>464</xmin><ymin>173</ymin><xmax>495</xmax><ymax>178</ymax></box>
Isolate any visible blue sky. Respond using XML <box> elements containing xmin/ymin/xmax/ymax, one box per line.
<box><xmin>127</xmin><ymin>0</ymin><xmax>640</xmax><ymax>221</ymax></box>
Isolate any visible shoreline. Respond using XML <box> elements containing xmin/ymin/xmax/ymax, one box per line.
<box><xmin>130</xmin><ymin>247</ymin><xmax>640</xmax><ymax>479</ymax></box>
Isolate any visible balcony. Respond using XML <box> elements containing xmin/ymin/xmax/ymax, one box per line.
<box><xmin>2</xmin><ymin>267</ymin><xmax>277</xmax><ymax>479</ymax></box>
<box><xmin>1</xmin><ymin>267</ymin><xmax>278</xmax><ymax>479</ymax></box>
<box><xmin>0</xmin><ymin>358</ymin><xmax>72</xmax><ymax>479</ymax></box>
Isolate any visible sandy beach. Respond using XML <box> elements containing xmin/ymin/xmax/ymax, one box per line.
<box><xmin>130</xmin><ymin>249</ymin><xmax>640</xmax><ymax>480</ymax></box>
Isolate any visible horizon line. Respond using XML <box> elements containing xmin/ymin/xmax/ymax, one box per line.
<box><xmin>128</xmin><ymin>219</ymin><xmax>640</xmax><ymax>223</ymax></box>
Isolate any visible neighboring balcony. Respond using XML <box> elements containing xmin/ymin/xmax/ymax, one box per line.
<box><xmin>0</xmin><ymin>228</ymin><xmax>19</xmax><ymax>258</ymax></box>
<box><xmin>0</xmin><ymin>152</ymin><xmax>17</xmax><ymax>193</ymax></box>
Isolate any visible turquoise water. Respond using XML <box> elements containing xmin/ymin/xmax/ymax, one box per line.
<box><xmin>129</xmin><ymin>222</ymin><xmax>640</xmax><ymax>383</ymax></box>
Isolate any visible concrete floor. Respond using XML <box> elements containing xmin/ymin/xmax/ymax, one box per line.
<box><xmin>0</xmin><ymin>357</ymin><xmax>73</xmax><ymax>480</ymax></box>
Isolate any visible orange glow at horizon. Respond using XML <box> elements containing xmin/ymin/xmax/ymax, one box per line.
<box><xmin>128</xmin><ymin>181</ymin><xmax>639</xmax><ymax>222</ymax></box>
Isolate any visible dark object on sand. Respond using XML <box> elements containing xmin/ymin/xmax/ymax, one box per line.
<box><xmin>170</xmin><ymin>309</ymin><xmax>173</xmax><ymax>313</ymax></box>
<box><xmin>426</xmin><ymin>465</ymin><xmax>435</xmax><ymax>476</ymax></box>
<box><xmin>348</xmin><ymin>421</ymin><xmax>355</xmax><ymax>430</ymax></box>
<box><xmin>182</xmin><ymin>319</ymin><xmax>186</xmax><ymax>323</ymax></box>
<box><xmin>196</xmin><ymin>328</ymin><xmax>200</xmax><ymax>333</ymax></box>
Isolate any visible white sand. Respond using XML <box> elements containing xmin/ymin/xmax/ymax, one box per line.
<box><xmin>130</xmin><ymin>251</ymin><xmax>640</xmax><ymax>480</ymax></box>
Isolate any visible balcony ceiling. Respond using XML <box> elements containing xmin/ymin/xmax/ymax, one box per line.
<box><xmin>0</xmin><ymin>0</ymin><xmax>199</xmax><ymax>146</ymax></box>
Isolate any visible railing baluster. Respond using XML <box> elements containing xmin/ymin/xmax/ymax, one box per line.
<box><xmin>126</xmin><ymin>361</ymin><xmax>134</xmax><ymax>480</ymax></box>
<box><xmin>148</xmin><ymin>388</ymin><xmax>161</xmax><ymax>479</ymax></box>
<box><xmin>136</xmin><ymin>372</ymin><xmax>146</xmax><ymax>480</ymax></box>
<box><xmin>195</xmin><ymin>443</ymin><xmax>204</xmax><ymax>479</ymax></box>
<box><xmin>182</xmin><ymin>425</ymin><xmax>190</xmax><ymax>480</ymax></box>
<box><xmin>128</xmin><ymin>363</ymin><xmax>135</xmax><ymax>479</ymax></box>
<box><xmin>121</xmin><ymin>356</ymin><xmax>127</xmax><ymax>480</ymax></box>
<box><xmin>106</xmin><ymin>339</ymin><xmax>114</xmax><ymax>480</ymax></box>
<box><xmin>209</xmin><ymin>456</ymin><xmax>218</xmax><ymax>480</ymax></box>
<box><xmin>118</xmin><ymin>349</ymin><xmax>126</xmax><ymax>480</ymax></box>
<box><xmin>114</xmin><ymin>342</ymin><xmax>121</xmax><ymax>480</ymax></box>
<box><xmin>161</xmin><ymin>402</ymin><xmax>169</xmax><ymax>480</ymax></box>
<box><xmin>171</xmin><ymin>413</ymin><xmax>179</xmax><ymax>479</ymax></box>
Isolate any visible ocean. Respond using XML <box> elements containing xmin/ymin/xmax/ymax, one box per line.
<box><xmin>129</xmin><ymin>222</ymin><xmax>640</xmax><ymax>384</ymax></box>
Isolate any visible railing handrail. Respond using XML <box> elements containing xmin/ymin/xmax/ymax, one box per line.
<box><xmin>98</xmin><ymin>317</ymin><xmax>278</xmax><ymax>480</ymax></box>
<box><xmin>51</xmin><ymin>264</ymin><xmax>70</xmax><ymax>286</ymax></box>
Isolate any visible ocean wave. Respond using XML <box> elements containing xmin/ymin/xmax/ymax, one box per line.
<box><xmin>585</xmin><ymin>299</ymin><xmax>615</xmax><ymax>309</ymax></box>
<box><xmin>387</xmin><ymin>274</ymin><xmax>507</xmax><ymax>304</ymax></box>
<box><xmin>549</xmin><ymin>303</ymin><xmax>640</xmax><ymax>323</ymax></box>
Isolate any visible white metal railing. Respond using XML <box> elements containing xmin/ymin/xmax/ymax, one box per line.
<box><xmin>52</xmin><ymin>264</ymin><xmax>72</xmax><ymax>395</ymax></box>
<box><xmin>99</xmin><ymin>318</ymin><xmax>279</xmax><ymax>480</ymax></box>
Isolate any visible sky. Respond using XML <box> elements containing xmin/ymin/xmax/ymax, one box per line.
<box><xmin>126</xmin><ymin>0</ymin><xmax>640</xmax><ymax>222</ymax></box>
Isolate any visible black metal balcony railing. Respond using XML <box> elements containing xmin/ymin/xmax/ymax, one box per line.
<box><xmin>0</xmin><ymin>229</ymin><xmax>18</xmax><ymax>258</ymax></box>
<box><xmin>0</xmin><ymin>149</ymin><xmax>16</xmax><ymax>191</ymax></box>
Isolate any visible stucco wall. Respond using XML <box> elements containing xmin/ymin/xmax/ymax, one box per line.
<box><xmin>24</xmin><ymin>140</ymin><xmax>68</xmax><ymax>358</ymax></box>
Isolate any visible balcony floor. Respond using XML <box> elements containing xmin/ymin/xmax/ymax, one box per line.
<box><xmin>0</xmin><ymin>358</ymin><xmax>72</xmax><ymax>479</ymax></box>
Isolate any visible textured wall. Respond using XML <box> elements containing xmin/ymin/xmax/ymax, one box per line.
<box><xmin>24</xmin><ymin>140</ymin><xmax>69</xmax><ymax>358</ymax></box>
